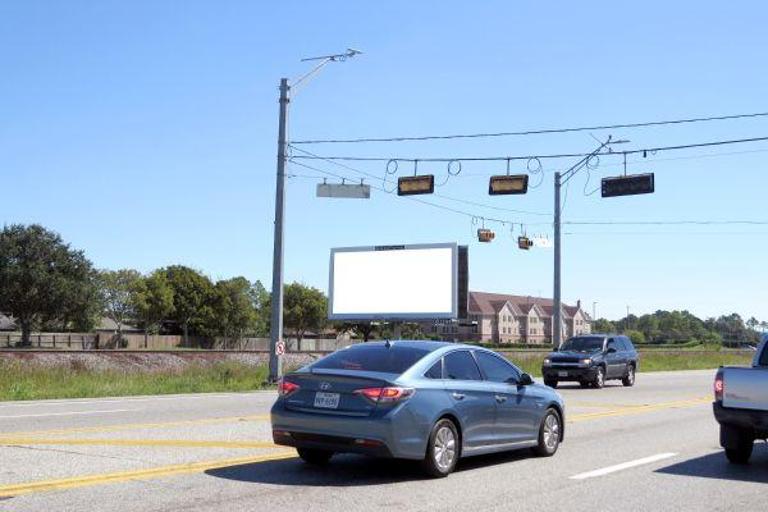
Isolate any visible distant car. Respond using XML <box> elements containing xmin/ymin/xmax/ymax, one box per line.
<box><xmin>542</xmin><ymin>334</ymin><xmax>639</xmax><ymax>389</ymax></box>
<box><xmin>271</xmin><ymin>341</ymin><xmax>565</xmax><ymax>477</ymax></box>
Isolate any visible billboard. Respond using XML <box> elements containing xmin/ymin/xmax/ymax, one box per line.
<box><xmin>328</xmin><ymin>243</ymin><xmax>459</xmax><ymax>321</ymax></box>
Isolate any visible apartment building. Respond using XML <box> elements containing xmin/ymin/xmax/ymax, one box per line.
<box><xmin>425</xmin><ymin>291</ymin><xmax>591</xmax><ymax>345</ymax></box>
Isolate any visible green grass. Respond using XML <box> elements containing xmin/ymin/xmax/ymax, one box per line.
<box><xmin>0</xmin><ymin>350</ymin><xmax>756</xmax><ymax>401</ymax></box>
<box><xmin>502</xmin><ymin>350</ymin><xmax>754</xmax><ymax>378</ymax></box>
<box><xmin>0</xmin><ymin>361</ymin><xmax>271</xmax><ymax>401</ymax></box>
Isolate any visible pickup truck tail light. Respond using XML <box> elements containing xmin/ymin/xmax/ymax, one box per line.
<box><xmin>714</xmin><ymin>370</ymin><xmax>724</xmax><ymax>402</ymax></box>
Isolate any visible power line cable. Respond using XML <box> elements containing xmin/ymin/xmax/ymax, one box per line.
<box><xmin>288</xmin><ymin>135</ymin><xmax>768</xmax><ymax>163</ymax></box>
<box><xmin>291</xmin><ymin>111</ymin><xmax>768</xmax><ymax>144</ymax></box>
<box><xmin>289</xmin><ymin>145</ymin><xmax>551</xmax><ymax>217</ymax></box>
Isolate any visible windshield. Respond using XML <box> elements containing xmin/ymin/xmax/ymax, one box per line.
<box><xmin>560</xmin><ymin>336</ymin><xmax>605</xmax><ymax>353</ymax></box>
<box><xmin>312</xmin><ymin>344</ymin><xmax>432</xmax><ymax>374</ymax></box>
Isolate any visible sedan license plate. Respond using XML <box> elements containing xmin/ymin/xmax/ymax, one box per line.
<box><xmin>558</xmin><ymin>371</ymin><xmax>569</xmax><ymax>377</ymax></box>
<box><xmin>314</xmin><ymin>392</ymin><xmax>340</xmax><ymax>409</ymax></box>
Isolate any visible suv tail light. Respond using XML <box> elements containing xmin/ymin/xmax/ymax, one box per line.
<box><xmin>278</xmin><ymin>378</ymin><xmax>300</xmax><ymax>397</ymax></box>
<box><xmin>355</xmin><ymin>387</ymin><xmax>415</xmax><ymax>403</ymax></box>
<box><xmin>714</xmin><ymin>370</ymin><xmax>724</xmax><ymax>402</ymax></box>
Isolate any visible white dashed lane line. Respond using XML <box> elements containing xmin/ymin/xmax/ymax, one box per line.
<box><xmin>0</xmin><ymin>409</ymin><xmax>138</xmax><ymax>419</ymax></box>
<box><xmin>569</xmin><ymin>453</ymin><xmax>678</xmax><ymax>480</ymax></box>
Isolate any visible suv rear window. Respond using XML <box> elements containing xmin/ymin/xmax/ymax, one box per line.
<box><xmin>312</xmin><ymin>344</ymin><xmax>432</xmax><ymax>374</ymax></box>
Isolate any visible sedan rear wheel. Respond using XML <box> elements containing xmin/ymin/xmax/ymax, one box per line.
<box><xmin>422</xmin><ymin>418</ymin><xmax>459</xmax><ymax>477</ymax></box>
<box><xmin>297</xmin><ymin>447</ymin><xmax>333</xmax><ymax>465</ymax></box>
<box><xmin>533</xmin><ymin>409</ymin><xmax>562</xmax><ymax>457</ymax></box>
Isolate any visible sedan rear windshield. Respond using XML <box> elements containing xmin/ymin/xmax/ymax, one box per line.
<box><xmin>560</xmin><ymin>336</ymin><xmax>604</xmax><ymax>352</ymax></box>
<box><xmin>312</xmin><ymin>344</ymin><xmax>432</xmax><ymax>374</ymax></box>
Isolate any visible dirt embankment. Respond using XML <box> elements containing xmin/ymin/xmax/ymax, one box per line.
<box><xmin>0</xmin><ymin>351</ymin><xmax>322</xmax><ymax>373</ymax></box>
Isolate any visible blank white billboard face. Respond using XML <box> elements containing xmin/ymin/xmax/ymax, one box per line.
<box><xmin>329</xmin><ymin>245</ymin><xmax>456</xmax><ymax>320</ymax></box>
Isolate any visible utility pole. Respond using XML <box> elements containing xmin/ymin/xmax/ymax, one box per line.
<box><xmin>553</xmin><ymin>136</ymin><xmax>626</xmax><ymax>348</ymax></box>
<box><xmin>268</xmin><ymin>49</ymin><xmax>362</xmax><ymax>383</ymax></box>
<box><xmin>269</xmin><ymin>78</ymin><xmax>290</xmax><ymax>382</ymax></box>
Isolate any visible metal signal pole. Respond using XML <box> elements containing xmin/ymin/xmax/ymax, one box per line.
<box><xmin>553</xmin><ymin>136</ymin><xmax>626</xmax><ymax>348</ymax></box>
<box><xmin>268</xmin><ymin>50</ymin><xmax>362</xmax><ymax>382</ymax></box>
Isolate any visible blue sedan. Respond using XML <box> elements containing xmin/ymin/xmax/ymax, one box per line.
<box><xmin>271</xmin><ymin>341</ymin><xmax>565</xmax><ymax>477</ymax></box>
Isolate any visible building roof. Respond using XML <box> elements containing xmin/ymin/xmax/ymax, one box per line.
<box><xmin>469</xmin><ymin>291</ymin><xmax>584</xmax><ymax>319</ymax></box>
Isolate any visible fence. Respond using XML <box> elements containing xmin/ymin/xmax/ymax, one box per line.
<box><xmin>0</xmin><ymin>332</ymin><xmax>355</xmax><ymax>352</ymax></box>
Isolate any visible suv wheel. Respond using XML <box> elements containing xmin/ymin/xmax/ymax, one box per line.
<box><xmin>622</xmin><ymin>365</ymin><xmax>636</xmax><ymax>387</ymax></box>
<box><xmin>422</xmin><ymin>418</ymin><xmax>459</xmax><ymax>477</ymax></box>
<box><xmin>297</xmin><ymin>448</ymin><xmax>333</xmax><ymax>465</ymax></box>
<box><xmin>593</xmin><ymin>366</ymin><xmax>605</xmax><ymax>389</ymax></box>
<box><xmin>533</xmin><ymin>409</ymin><xmax>562</xmax><ymax>457</ymax></box>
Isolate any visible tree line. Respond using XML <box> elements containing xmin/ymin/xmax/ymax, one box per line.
<box><xmin>592</xmin><ymin>310</ymin><xmax>767</xmax><ymax>346</ymax></box>
<box><xmin>0</xmin><ymin>224</ymin><xmax>332</xmax><ymax>347</ymax></box>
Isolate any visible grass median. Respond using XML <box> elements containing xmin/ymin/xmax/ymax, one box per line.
<box><xmin>505</xmin><ymin>350</ymin><xmax>754</xmax><ymax>377</ymax></box>
<box><xmin>0</xmin><ymin>350</ymin><xmax>755</xmax><ymax>401</ymax></box>
<box><xmin>0</xmin><ymin>360</ymin><xmax>271</xmax><ymax>401</ymax></box>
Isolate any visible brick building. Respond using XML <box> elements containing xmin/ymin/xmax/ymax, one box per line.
<box><xmin>424</xmin><ymin>291</ymin><xmax>591</xmax><ymax>345</ymax></box>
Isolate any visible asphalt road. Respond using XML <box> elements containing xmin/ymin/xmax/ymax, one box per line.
<box><xmin>0</xmin><ymin>369</ymin><xmax>765</xmax><ymax>511</ymax></box>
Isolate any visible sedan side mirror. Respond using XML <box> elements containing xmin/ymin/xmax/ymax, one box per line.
<box><xmin>518</xmin><ymin>373</ymin><xmax>533</xmax><ymax>386</ymax></box>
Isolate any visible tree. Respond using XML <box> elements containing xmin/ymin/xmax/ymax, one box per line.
<box><xmin>283</xmin><ymin>282</ymin><xmax>327</xmax><ymax>350</ymax></box>
<box><xmin>624</xmin><ymin>329</ymin><xmax>646</xmax><ymax>345</ymax></box>
<box><xmin>592</xmin><ymin>318</ymin><xmax>615</xmax><ymax>333</ymax></box>
<box><xmin>208</xmin><ymin>277</ymin><xmax>257</xmax><ymax>348</ymax></box>
<box><xmin>252</xmin><ymin>280</ymin><xmax>270</xmax><ymax>337</ymax></box>
<box><xmin>0</xmin><ymin>224</ymin><xmax>95</xmax><ymax>345</ymax></box>
<box><xmin>132</xmin><ymin>271</ymin><xmax>175</xmax><ymax>347</ymax></box>
<box><xmin>96</xmin><ymin>269</ymin><xmax>141</xmax><ymax>348</ymax></box>
<box><xmin>162</xmin><ymin>265</ymin><xmax>214</xmax><ymax>345</ymax></box>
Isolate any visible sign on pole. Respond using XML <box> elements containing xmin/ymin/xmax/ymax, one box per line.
<box><xmin>275</xmin><ymin>340</ymin><xmax>286</xmax><ymax>356</ymax></box>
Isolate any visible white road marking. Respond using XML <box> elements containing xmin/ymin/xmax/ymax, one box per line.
<box><xmin>569</xmin><ymin>453</ymin><xmax>677</xmax><ymax>480</ymax></box>
<box><xmin>0</xmin><ymin>409</ymin><xmax>137</xmax><ymax>419</ymax></box>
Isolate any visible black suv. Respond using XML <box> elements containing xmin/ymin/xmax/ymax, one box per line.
<box><xmin>542</xmin><ymin>334</ymin><xmax>638</xmax><ymax>389</ymax></box>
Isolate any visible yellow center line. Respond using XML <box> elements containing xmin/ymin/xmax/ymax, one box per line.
<box><xmin>0</xmin><ymin>438</ymin><xmax>279</xmax><ymax>449</ymax></box>
<box><xmin>4</xmin><ymin>414</ymin><xmax>270</xmax><ymax>438</ymax></box>
<box><xmin>569</xmin><ymin>396</ymin><xmax>710</xmax><ymax>423</ymax></box>
<box><xmin>0</xmin><ymin>452</ymin><xmax>297</xmax><ymax>498</ymax></box>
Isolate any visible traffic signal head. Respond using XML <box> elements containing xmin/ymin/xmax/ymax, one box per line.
<box><xmin>477</xmin><ymin>229</ymin><xmax>495</xmax><ymax>242</ymax></box>
<box><xmin>518</xmin><ymin>236</ymin><xmax>533</xmax><ymax>250</ymax></box>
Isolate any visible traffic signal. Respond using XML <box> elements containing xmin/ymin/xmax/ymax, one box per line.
<box><xmin>398</xmin><ymin>175</ymin><xmax>435</xmax><ymax>196</ymax></box>
<box><xmin>489</xmin><ymin>174</ymin><xmax>529</xmax><ymax>195</ymax></box>
<box><xmin>601</xmin><ymin>173</ymin><xmax>655</xmax><ymax>198</ymax></box>
<box><xmin>477</xmin><ymin>229</ymin><xmax>495</xmax><ymax>242</ymax></box>
<box><xmin>518</xmin><ymin>236</ymin><xmax>533</xmax><ymax>250</ymax></box>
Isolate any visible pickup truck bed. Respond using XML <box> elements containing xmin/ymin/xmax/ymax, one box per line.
<box><xmin>713</xmin><ymin>336</ymin><xmax>768</xmax><ymax>464</ymax></box>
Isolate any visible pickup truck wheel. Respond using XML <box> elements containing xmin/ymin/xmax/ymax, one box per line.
<box><xmin>592</xmin><ymin>367</ymin><xmax>605</xmax><ymax>389</ymax></box>
<box><xmin>622</xmin><ymin>365</ymin><xmax>636</xmax><ymax>387</ymax></box>
<box><xmin>724</xmin><ymin>430</ymin><xmax>754</xmax><ymax>464</ymax></box>
<box><xmin>544</xmin><ymin>379</ymin><xmax>558</xmax><ymax>389</ymax></box>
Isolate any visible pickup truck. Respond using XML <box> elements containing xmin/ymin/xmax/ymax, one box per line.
<box><xmin>713</xmin><ymin>335</ymin><xmax>768</xmax><ymax>464</ymax></box>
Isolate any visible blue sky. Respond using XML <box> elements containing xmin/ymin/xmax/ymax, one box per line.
<box><xmin>2</xmin><ymin>1</ymin><xmax>767</xmax><ymax>321</ymax></box>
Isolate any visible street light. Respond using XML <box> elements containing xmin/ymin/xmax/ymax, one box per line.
<box><xmin>269</xmin><ymin>49</ymin><xmax>362</xmax><ymax>382</ymax></box>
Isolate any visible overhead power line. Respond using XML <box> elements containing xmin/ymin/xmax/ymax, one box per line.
<box><xmin>288</xmin><ymin>135</ymin><xmax>768</xmax><ymax>163</ymax></box>
<box><xmin>564</xmin><ymin>220</ymin><xmax>768</xmax><ymax>225</ymax></box>
<box><xmin>288</xmin><ymin>145</ymin><xmax>552</xmax><ymax>217</ymax></box>
<box><xmin>291</xmin><ymin>111</ymin><xmax>768</xmax><ymax>144</ymax></box>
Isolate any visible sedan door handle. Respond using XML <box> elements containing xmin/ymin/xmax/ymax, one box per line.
<box><xmin>451</xmin><ymin>392</ymin><xmax>466</xmax><ymax>400</ymax></box>
<box><xmin>495</xmin><ymin>395</ymin><xmax>508</xmax><ymax>403</ymax></box>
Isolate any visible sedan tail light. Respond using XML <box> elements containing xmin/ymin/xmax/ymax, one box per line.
<box><xmin>355</xmin><ymin>387</ymin><xmax>415</xmax><ymax>403</ymax></box>
<box><xmin>714</xmin><ymin>370</ymin><xmax>724</xmax><ymax>402</ymax></box>
<box><xmin>278</xmin><ymin>378</ymin><xmax>300</xmax><ymax>397</ymax></box>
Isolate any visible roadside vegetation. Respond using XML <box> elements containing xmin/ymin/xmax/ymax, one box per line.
<box><xmin>0</xmin><ymin>360</ymin><xmax>271</xmax><ymax>401</ymax></box>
